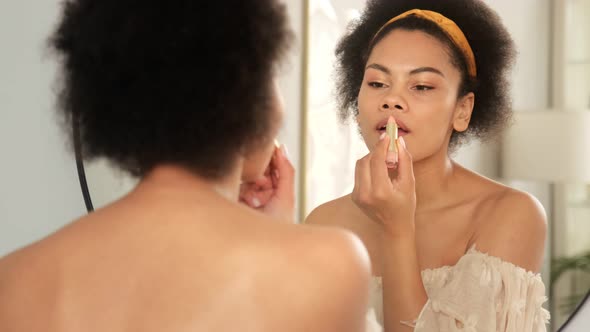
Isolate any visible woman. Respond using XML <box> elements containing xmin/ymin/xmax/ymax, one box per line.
<box><xmin>306</xmin><ymin>0</ymin><xmax>550</xmax><ymax>331</ymax></box>
<box><xmin>0</xmin><ymin>1</ymin><xmax>370</xmax><ymax>331</ymax></box>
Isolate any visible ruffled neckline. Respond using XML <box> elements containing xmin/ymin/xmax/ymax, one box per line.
<box><xmin>371</xmin><ymin>244</ymin><xmax>543</xmax><ymax>283</ymax></box>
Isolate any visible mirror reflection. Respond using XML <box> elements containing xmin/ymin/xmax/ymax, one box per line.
<box><xmin>303</xmin><ymin>0</ymin><xmax>589</xmax><ymax>331</ymax></box>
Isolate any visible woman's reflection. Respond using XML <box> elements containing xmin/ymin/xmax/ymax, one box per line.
<box><xmin>306</xmin><ymin>0</ymin><xmax>550</xmax><ymax>331</ymax></box>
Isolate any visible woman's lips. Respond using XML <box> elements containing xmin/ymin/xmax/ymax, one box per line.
<box><xmin>375</xmin><ymin>117</ymin><xmax>409</xmax><ymax>136</ymax></box>
<box><xmin>377</xmin><ymin>127</ymin><xmax>409</xmax><ymax>136</ymax></box>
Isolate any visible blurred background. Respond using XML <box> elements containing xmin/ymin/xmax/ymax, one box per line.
<box><xmin>0</xmin><ymin>0</ymin><xmax>588</xmax><ymax>330</ymax></box>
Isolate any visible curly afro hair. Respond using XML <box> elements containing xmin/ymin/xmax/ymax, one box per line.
<box><xmin>50</xmin><ymin>0</ymin><xmax>292</xmax><ymax>178</ymax></box>
<box><xmin>335</xmin><ymin>0</ymin><xmax>516</xmax><ymax>149</ymax></box>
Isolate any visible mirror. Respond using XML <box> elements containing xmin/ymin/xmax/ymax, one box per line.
<box><xmin>302</xmin><ymin>0</ymin><xmax>590</xmax><ymax>331</ymax></box>
<box><xmin>558</xmin><ymin>289</ymin><xmax>590</xmax><ymax>331</ymax></box>
<box><xmin>74</xmin><ymin>0</ymin><xmax>589</xmax><ymax>330</ymax></box>
<box><xmin>73</xmin><ymin>122</ymin><xmax>137</xmax><ymax>212</ymax></box>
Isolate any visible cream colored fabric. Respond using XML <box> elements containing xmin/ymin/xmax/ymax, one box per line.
<box><xmin>366</xmin><ymin>246</ymin><xmax>550</xmax><ymax>332</ymax></box>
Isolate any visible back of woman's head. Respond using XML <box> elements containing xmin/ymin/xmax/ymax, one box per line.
<box><xmin>336</xmin><ymin>0</ymin><xmax>516</xmax><ymax>148</ymax></box>
<box><xmin>51</xmin><ymin>0</ymin><xmax>292</xmax><ymax>178</ymax></box>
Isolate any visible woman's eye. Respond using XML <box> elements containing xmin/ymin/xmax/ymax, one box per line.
<box><xmin>368</xmin><ymin>82</ymin><xmax>386</xmax><ymax>88</ymax></box>
<box><xmin>414</xmin><ymin>85</ymin><xmax>434</xmax><ymax>91</ymax></box>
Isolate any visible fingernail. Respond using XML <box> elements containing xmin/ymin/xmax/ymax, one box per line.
<box><xmin>273</xmin><ymin>169</ymin><xmax>280</xmax><ymax>180</ymax></box>
<box><xmin>386</xmin><ymin>151</ymin><xmax>397</xmax><ymax>168</ymax></box>
<box><xmin>380</xmin><ymin>132</ymin><xmax>387</xmax><ymax>140</ymax></box>
<box><xmin>252</xmin><ymin>197</ymin><xmax>261</xmax><ymax>208</ymax></box>
<box><xmin>280</xmin><ymin>144</ymin><xmax>290</xmax><ymax>159</ymax></box>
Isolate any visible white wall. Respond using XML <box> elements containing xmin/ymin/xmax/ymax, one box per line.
<box><xmin>490</xmin><ymin>0</ymin><xmax>552</xmax><ymax>110</ymax></box>
<box><xmin>0</xmin><ymin>0</ymin><xmax>86</xmax><ymax>256</ymax></box>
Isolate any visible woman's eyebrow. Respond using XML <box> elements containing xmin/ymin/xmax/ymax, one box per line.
<box><xmin>365</xmin><ymin>63</ymin><xmax>445</xmax><ymax>78</ymax></box>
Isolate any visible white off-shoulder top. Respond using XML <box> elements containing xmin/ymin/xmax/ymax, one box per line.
<box><xmin>366</xmin><ymin>246</ymin><xmax>550</xmax><ymax>332</ymax></box>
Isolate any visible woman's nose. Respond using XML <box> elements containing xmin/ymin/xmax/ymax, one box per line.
<box><xmin>380</xmin><ymin>91</ymin><xmax>407</xmax><ymax>112</ymax></box>
<box><xmin>381</xmin><ymin>103</ymin><xmax>404</xmax><ymax>111</ymax></box>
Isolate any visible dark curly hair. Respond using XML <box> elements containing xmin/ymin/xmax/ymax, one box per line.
<box><xmin>50</xmin><ymin>0</ymin><xmax>292</xmax><ymax>178</ymax></box>
<box><xmin>335</xmin><ymin>0</ymin><xmax>516</xmax><ymax>149</ymax></box>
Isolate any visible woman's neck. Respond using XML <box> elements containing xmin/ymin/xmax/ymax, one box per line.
<box><xmin>412</xmin><ymin>150</ymin><xmax>458</xmax><ymax>213</ymax></box>
<box><xmin>138</xmin><ymin>163</ymin><xmax>243</xmax><ymax>203</ymax></box>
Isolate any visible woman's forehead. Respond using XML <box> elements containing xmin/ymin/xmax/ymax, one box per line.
<box><xmin>367</xmin><ymin>30</ymin><xmax>458</xmax><ymax>76</ymax></box>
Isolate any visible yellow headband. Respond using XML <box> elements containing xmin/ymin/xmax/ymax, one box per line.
<box><xmin>372</xmin><ymin>9</ymin><xmax>477</xmax><ymax>77</ymax></box>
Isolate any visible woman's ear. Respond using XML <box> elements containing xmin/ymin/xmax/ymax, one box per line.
<box><xmin>453</xmin><ymin>92</ymin><xmax>474</xmax><ymax>132</ymax></box>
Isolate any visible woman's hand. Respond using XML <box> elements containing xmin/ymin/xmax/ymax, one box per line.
<box><xmin>239</xmin><ymin>145</ymin><xmax>295</xmax><ymax>222</ymax></box>
<box><xmin>351</xmin><ymin>134</ymin><xmax>416</xmax><ymax>238</ymax></box>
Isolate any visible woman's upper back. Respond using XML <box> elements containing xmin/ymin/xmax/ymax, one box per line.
<box><xmin>0</xmin><ymin>174</ymin><xmax>370</xmax><ymax>332</ymax></box>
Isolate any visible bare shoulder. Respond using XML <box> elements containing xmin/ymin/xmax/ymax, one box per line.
<box><xmin>270</xmin><ymin>224</ymin><xmax>371</xmax><ymax>331</ymax></box>
<box><xmin>269</xmin><ymin>222</ymin><xmax>371</xmax><ymax>289</ymax></box>
<box><xmin>0</xmin><ymin>256</ymin><xmax>20</xmax><ymax>329</ymax></box>
<box><xmin>194</xmin><ymin>205</ymin><xmax>372</xmax><ymax>331</ymax></box>
<box><xmin>291</xmin><ymin>224</ymin><xmax>371</xmax><ymax>276</ymax></box>
<box><xmin>304</xmin><ymin>194</ymin><xmax>361</xmax><ymax>227</ymax></box>
<box><xmin>0</xmin><ymin>251</ymin><xmax>20</xmax><ymax>297</ymax></box>
<box><xmin>474</xmin><ymin>186</ymin><xmax>547</xmax><ymax>272</ymax></box>
<box><xmin>0</xmin><ymin>244</ymin><xmax>54</xmax><ymax>331</ymax></box>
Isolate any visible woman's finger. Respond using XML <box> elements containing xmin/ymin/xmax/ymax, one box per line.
<box><xmin>241</xmin><ymin>191</ymin><xmax>262</xmax><ymax>208</ymax></box>
<box><xmin>395</xmin><ymin>136</ymin><xmax>415</xmax><ymax>189</ymax></box>
<box><xmin>272</xmin><ymin>144</ymin><xmax>295</xmax><ymax>201</ymax></box>
<box><xmin>370</xmin><ymin>133</ymin><xmax>394</xmax><ymax>190</ymax></box>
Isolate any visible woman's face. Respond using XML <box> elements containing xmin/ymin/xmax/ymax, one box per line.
<box><xmin>241</xmin><ymin>81</ymin><xmax>284</xmax><ymax>182</ymax></box>
<box><xmin>357</xmin><ymin>29</ymin><xmax>474</xmax><ymax>162</ymax></box>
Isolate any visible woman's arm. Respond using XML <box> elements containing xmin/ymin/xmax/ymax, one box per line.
<box><xmin>472</xmin><ymin>190</ymin><xmax>547</xmax><ymax>273</ymax></box>
<box><xmin>380</xmin><ymin>235</ymin><xmax>427</xmax><ymax>331</ymax></box>
<box><xmin>352</xmin><ymin>135</ymin><xmax>426</xmax><ymax>331</ymax></box>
